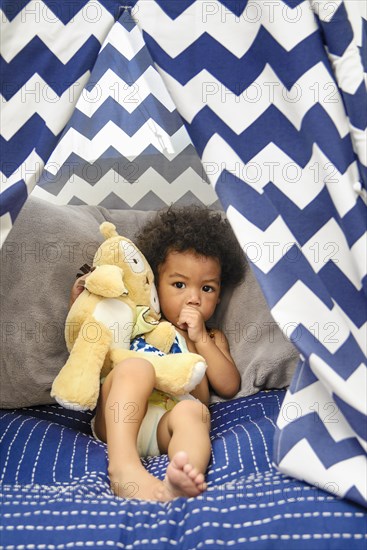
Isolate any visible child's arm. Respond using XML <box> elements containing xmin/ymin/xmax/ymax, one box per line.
<box><xmin>178</xmin><ymin>306</ymin><xmax>240</xmax><ymax>398</ymax></box>
<box><xmin>195</xmin><ymin>329</ymin><xmax>240</xmax><ymax>398</ymax></box>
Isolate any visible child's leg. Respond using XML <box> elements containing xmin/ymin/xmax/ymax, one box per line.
<box><xmin>93</xmin><ymin>359</ymin><xmax>210</xmax><ymax>501</ymax></box>
<box><xmin>157</xmin><ymin>400</ymin><xmax>211</xmax><ymax>497</ymax></box>
<box><xmin>93</xmin><ymin>357</ymin><xmax>161</xmax><ymax>499</ymax></box>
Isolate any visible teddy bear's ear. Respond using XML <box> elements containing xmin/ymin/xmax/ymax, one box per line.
<box><xmin>100</xmin><ymin>222</ymin><xmax>119</xmax><ymax>240</ymax></box>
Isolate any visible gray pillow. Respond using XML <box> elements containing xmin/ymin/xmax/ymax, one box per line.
<box><xmin>0</xmin><ymin>196</ymin><xmax>298</xmax><ymax>408</ymax></box>
<box><xmin>208</xmin><ymin>273</ymin><xmax>299</xmax><ymax>403</ymax></box>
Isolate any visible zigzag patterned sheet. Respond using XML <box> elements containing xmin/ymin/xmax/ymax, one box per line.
<box><xmin>1</xmin><ymin>390</ymin><xmax>366</xmax><ymax>549</ymax></box>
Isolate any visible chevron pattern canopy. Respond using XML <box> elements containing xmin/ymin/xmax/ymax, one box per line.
<box><xmin>1</xmin><ymin>0</ymin><xmax>366</xmax><ymax>510</ymax></box>
<box><xmin>33</xmin><ymin>8</ymin><xmax>215</xmax><ymax>210</ymax></box>
<box><xmin>132</xmin><ymin>0</ymin><xmax>367</xmax><ymax>507</ymax></box>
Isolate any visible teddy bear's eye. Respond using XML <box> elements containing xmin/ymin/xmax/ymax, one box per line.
<box><xmin>150</xmin><ymin>284</ymin><xmax>160</xmax><ymax>314</ymax></box>
<box><xmin>120</xmin><ymin>241</ymin><xmax>145</xmax><ymax>273</ymax></box>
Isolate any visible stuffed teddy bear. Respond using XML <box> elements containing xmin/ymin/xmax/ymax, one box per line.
<box><xmin>51</xmin><ymin>222</ymin><xmax>207</xmax><ymax>411</ymax></box>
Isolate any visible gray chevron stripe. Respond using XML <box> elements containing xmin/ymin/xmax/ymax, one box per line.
<box><xmin>38</xmin><ymin>146</ymin><xmax>208</xmax><ymax>195</ymax></box>
<box><xmin>63</xmin><ymin>191</ymin><xmax>221</xmax><ymax>211</ymax></box>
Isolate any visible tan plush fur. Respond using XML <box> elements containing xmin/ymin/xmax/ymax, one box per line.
<box><xmin>51</xmin><ymin>223</ymin><xmax>207</xmax><ymax>411</ymax></box>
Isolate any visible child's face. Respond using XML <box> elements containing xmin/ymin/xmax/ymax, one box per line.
<box><xmin>157</xmin><ymin>250</ymin><xmax>221</xmax><ymax>329</ymax></box>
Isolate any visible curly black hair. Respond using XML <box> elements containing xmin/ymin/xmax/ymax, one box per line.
<box><xmin>135</xmin><ymin>205</ymin><xmax>246</xmax><ymax>290</ymax></box>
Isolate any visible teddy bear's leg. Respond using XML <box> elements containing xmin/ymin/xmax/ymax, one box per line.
<box><xmin>151</xmin><ymin>354</ymin><xmax>207</xmax><ymax>395</ymax></box>
<box><xmin>144</xmin><ymin>321</ymin><xmax>176</xmax><ymax>354</ymax></box>
<box><xmin>110</xmin><ymin>350</ymin><xmax>206</xmax><ymax>396</ymax></box>
<box><xmin>51</xmin><ymin>317</ymin><xmax>112</xmax><ymax>411</ymax></box>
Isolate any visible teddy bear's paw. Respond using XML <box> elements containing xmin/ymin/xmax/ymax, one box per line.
<box><xmin>183</xmin><ymin>360</ymin><xmax>207</xmax><ymax>393</ymax></box>
<box><xmin>54</xmin><ymin>396</ymin><xmax>90</xmax><ymax>412</ymax></box>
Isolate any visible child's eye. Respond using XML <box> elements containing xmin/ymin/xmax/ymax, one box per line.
<box><xmin>203</xmin><ymin>285</ymin><xmax>214</xmax><ymax>293</ymax></box>
<box><xmin>174</xmin><ymin>282</ymin><xmax>186</xmax><ymax>289</ymax></box>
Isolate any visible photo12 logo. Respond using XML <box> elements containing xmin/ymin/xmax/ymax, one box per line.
<box><xmin>201</xmin><ymin>1</ymin><xmax>339</xmax><ymax>24</ymax></box>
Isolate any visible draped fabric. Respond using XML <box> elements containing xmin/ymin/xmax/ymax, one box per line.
<box><xmin>34</xmin><ymin>8</ymin><xmax>214</xmax><ymax>210</ymax></box>
<box><xmin>133</xmin><ymin>0</ymin><xmax>367</xmax><ymax>506</ymax></box>
<box><xmin>1</xmin><ymin>0</ymin><xmax>366</xmax><ymax>508</ymax></box>
<box><xmin>1</xmin><ymin>1</ymin><xmax>115</xmax><ymax>246</ymax></box>
<box><xmin>0</xmin><ymin>0</ymin><xmax>215</xmax><ymax>247</ymax></box>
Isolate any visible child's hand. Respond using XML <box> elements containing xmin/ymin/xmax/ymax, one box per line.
<box><xmin>177</xmin><ymin>305</ymin><xmax>206</xmax><ymax>344</ymax></box>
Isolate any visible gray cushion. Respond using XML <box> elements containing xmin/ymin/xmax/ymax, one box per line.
<box><xmin>209</xmin><ymin>274</ymin><xmax>299</xmax><ymax>402</ymax></box>
<box><xmin>0</xmin><ymin>196</ymin><xmax>298</xmax><ymax>408</ymax></box>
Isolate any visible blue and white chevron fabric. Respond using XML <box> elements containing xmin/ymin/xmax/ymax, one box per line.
<box><xmin>0</xmin><ymin>1</ymin><xmax>117</xmax><ymax>247</ymax></box>
<box><xmin>35</xmin><ymin>7</ymin><xmax>212</xmax><ymax>210</ymax></box>
<box><xmin>311</xmin><ymin>0</ymin><xmax>367</xmax><ymax>191</ymax></box>
<box><xmin>131</xmin><ymin>0</ymin><xmax>367</xmax><ymax>507</ymax></box>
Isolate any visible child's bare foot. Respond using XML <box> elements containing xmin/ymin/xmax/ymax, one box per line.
<box><xmin>110</xmin><ymin>464</ymin><xmax>165</xmax><ymax>501</ymax></box>
<box><xmin>159</xmin><ymin>451</ymin><xmax>207</xmax><ymax>499</ymax></box>
<box><xmin>110</xmin><ymin>452</ymin><xmax>206</xmax><ymax>501</ymax></box>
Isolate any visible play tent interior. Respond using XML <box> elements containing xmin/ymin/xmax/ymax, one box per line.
<box><xmin>1</xmin><ymin>1</ymin><xmax>366</xmax><ymax>548</ymax></box>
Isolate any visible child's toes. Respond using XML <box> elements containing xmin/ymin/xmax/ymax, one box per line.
<box><xmin>183</xmin><ymin>463</ymin><xmax>195</xmax><ymax>478</ymax></box>
<box><xmin>185</xmin><ymin>465</ymin><xmax>199</xmax><ymax>480</ymax></box>
<box><xmin>195</xmin><ymin>472</ymin><xmax>205</xmax><ymax>485</ymax></box>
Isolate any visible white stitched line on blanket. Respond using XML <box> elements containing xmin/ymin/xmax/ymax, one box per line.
<box><xmin>2</xmin><ymin>524</ymin><xmax>126</xmax><ymax>531</ymax></box>
<box><xmin>0</xmin><ymin>541</ymin><xmax>117</xmax><ymax>549</ymax></box>
<box><xmin>2</xmin><ymin>472</ymin><xmax>335</xmax><ymax>508</ymax></box>
<box><xmin>1</xmin><ymin>481</ymin><xmax>340</xmax><ymax>509</ymax></box>
<box><xmin>0</xmin><ymin>418</ymin><xmax>41</xmax><ymax>483</ymax></box>
<box><xmin>128</xmin><ymin>532</ymin><xmax>367</xmax><ymax>550</ymax></box>
<box><xmin>2</xmin><ymin>489</ymin><xmax>339</xmax><ymax>510</ymax></box>
<box><xmin>52</xmin><ymin>427</ymin><xmax>65</xmax><ymax>483</ymax></box>
<box><xmin>0</xmin><ymin>411</ymin><xmax>17</xmax><ymax>439</ymax></box>
<box><xmin>0</xmin><ymin>478</ymin><xmax>110</xmax><ymax>506</ymax></box>
<box><xmin>0</xmin><ymin>413</ymin><xmax>27</xmax><ymax>445</ymax></box>
<box><xmin>211</xmin><ymin>402</ymin><xmax>281</xmax><ymax>433</ymax></box>
<box><xmin>258</xmin><ymin>403</ymin><xmax>277</xmax><ymax>429</ymax></box>
<box><xmin>210</xmin><ymin>393</ymin><xmax>282</xmax><ymax>422</ymax></box>
<box><xmin>228</xmin><ymin>428</ymin><xmax>244</xmax><ymax>474</ymax></box>
<box><xmin>215</xmin><ymin>392</ymin><xmax>281</xmax><ymax>409</ymax></box>
<box><xmin>194</xmin><ymin>506</ymin><xmax>365</xmax><ymax>518</ymax></box>
<box><xmin>70</xmin><ymin>432</ymin><xmax>81</xmax><ymax>478</ymax></box>
<box><xmin>0</xmin><ymin>493</ymin><xmax>339</xmax><ymax>509</ymax></box>
<box><xmin>227</xmin><ymin>424</ymin><xmax>258</xmax><ymax>475</ymax></box>
<box><xmin>14</xmin><ymin>420</ymin><xmax>49</xmax><ymax>484</ymax></box>
<box><xmin>198</xmin><ymin>494</ymin><xmax>339</xmax><ymax>509</ymax></box>
<box><xmin>0</xmin><ymin>471</ymin><xmax>313</xmax><ymax>495</ymax></box>
<box><xmin>193</xmin><ymin>533</ymin><xmax>367</xmax><ymax>549</ymax></box>
<box><xmin>85</xmin><ymin>437</ymin><xmax>103</xmax><ymax>473</ymax></box>
<box><xmin>21</xmin><ymin>406</ymin><xmax>92</xmax><ymax>427</ymax></box>
<box><xmin>246</xmin><ymin>418</ymin><xmax>271</xmax><ymax>468</ymax></box>
<box><xmin>208</xmin><ymin>434</ymin><xmax>230</xmax><ymax>474</ymax></box>
<box><xmin>208</xmin><ymin>426</ymin><xmax>244</xmax><ymax>480</ymax></box>
<box><xmin>32</xmin><ymin>423</ymin><xmax>53</xmax><ymax>484</ymax></box>
<box><xmin>2</xmin><ymin>509</ymin><xmax>364</xmax><ymax>521</ymax></box>
<box><xmin>208</xmin><ymin>483</ymin><xmax>335</xmax><ymax>500</ymax></box>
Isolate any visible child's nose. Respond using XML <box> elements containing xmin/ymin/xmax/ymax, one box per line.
<box><xmin>186</xmin><ymin>291</ymin><xmax>201</xmax><ymax>306</ymax></box>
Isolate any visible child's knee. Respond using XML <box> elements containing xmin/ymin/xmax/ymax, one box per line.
<box><xmin>171</xmin><ymin>400</ymin><xmax>210</xmax><ymax>427</ymax></box>
<box><xmin>113</xmin><ymin>358</ymin><xmax>155</xmax><ymax>384</ymax></box>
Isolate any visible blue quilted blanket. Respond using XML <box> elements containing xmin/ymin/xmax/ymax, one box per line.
<box><xmin>1</xmin><ymin>390</ymin><xmax>366</xmax><ymax>549</ymax></box>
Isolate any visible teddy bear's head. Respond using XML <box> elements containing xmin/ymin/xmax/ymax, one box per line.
<box><xmin>93</xmin><ymin>222</ymin><xmax>161</xmax><ymax>326</ymax></box>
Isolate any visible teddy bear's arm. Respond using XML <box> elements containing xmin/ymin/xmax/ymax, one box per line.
<box><xmin>144</xmin><ymin>321</ymin><xmax>176</xmax><ymax>354</ymax></box>
<box><xmin>51</xmin><ymin>316</ymin><xmax>113</xmax><ymax>411</ymax></box>
<box><xmin>85</xmin><ymin>265</ymin><xmax>127</xmax><ymax>298</ymax></box>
